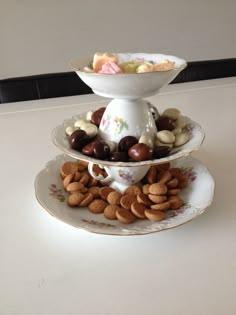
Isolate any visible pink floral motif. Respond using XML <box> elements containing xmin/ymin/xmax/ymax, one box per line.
<box><xmin>49</xmin><ymin>184</ymin><xmax>65</xmax><ymax>202</ymax></box>
<box><xmin>118</xmin><ymin>169</ymin><xmax>134</xmax><ymax>182</ymax></box>
<box><xmin>136</xmin><ymin>58</ymin><xmax>145</xmax><ymax>62</ymax></box>
<box><xmin>101</xmin><ymin>114</ymin><xmax>111</xmax><ymax>130</ymax></box>
<box><xmin>167</xmin><ymin>203</ymin><xmax>191</xmax><ymax>217</ymax></box>
<box><xmin>182</xmin><ymin>123</ymin><xmax>194</xmax><ymax>135</ymax></box>
<box><xmin>181</xmin><ymin>166</ymin><xmax>197</xmax><ymax>181</ymax></box>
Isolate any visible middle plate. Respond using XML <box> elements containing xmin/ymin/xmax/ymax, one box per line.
<box><xmin>52</xmin><ymin>111</ymin><xmax>205</xmax><ymax>167</ymax></box>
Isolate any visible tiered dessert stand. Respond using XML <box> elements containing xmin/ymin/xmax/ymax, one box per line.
<box><xmin>35</xmin><ymin>53</ymin><xmax>215</xmax><ymax>235</ymax></box>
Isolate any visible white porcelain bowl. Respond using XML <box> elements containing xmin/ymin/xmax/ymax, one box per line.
<box><xmin>70</xmin><ymin>53</ymin><xmax>187</xmax><ymax>99</ymax></box>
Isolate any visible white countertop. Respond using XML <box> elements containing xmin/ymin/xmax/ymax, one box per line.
<box><xmin>0</xmin><ymin>77</ymin><xmax>236</xmax><ymax>315</ymax></box>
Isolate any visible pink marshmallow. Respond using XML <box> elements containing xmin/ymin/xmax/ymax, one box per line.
<box><xmin>98</xmin><ymin>62</ymin><xmax>123</xmax><ymax>74</ymax></box>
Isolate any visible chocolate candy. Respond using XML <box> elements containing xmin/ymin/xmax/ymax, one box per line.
<box><xmin>69</xmin><ymin>130</ymin><xmax>90</xmax><ymax>151</ymax></box>
<box><xmin>128</xmin><ymin>143</ymin><xmax>153</xmax><ymax>161</ymax></box>
<box><xmin>82</xmin><ymin>140</ymin><xmax>97</xmax><ymax>156</ymax></box>
<box><xmin>109</xmin><ymin>152</ymin><xmax>129</xmax><ymax>162</ymax></box>
<box><xmin>93</xmin><ymin>140</ymin><xmax>110</xmax><ymax>159</ymax></box>
<box><xmin>91</xmin><ymin>107</ymin><xmax>106</xmax><ymax>127</ymax></box>
<box><xmin>118</xmin><ymin>136</ymin><xmax>138</xmax><ymax>152</ymax></box>
<box><xmin>155</xmin><ymin>116</ymin><xmax>175</xmax><ymax>131</ymax></box>
<box><xmin>154</xmin><ymin>146</ymin><xmax>171</xmax><ymax>159</ymax></box>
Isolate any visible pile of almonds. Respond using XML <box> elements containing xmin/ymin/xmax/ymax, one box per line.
<box><xmin>65</xmin><ymin>107</ymin><xmax>191</xmax><ymax>163</ymax></box>
<box><xmin>60</xmin><ymin>160</ymin><xmax>188</xmax><ymax>224</ymax></box>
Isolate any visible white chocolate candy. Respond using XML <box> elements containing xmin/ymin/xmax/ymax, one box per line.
<box><xmin>155</xmin><ymin>139</ymin><xmax>173</xmax><ymax>148</ymax></box>
<box><xmin>65</xmin><ymin>126</ymin><xmax>78</xmax><ymax>136</ymax></box>
<box><xmin>172</xmin><ymin>128</ymin><xmax>182</xmax><ymax>135</ymax></box>
<box><xmin>175</xmin><ymin>115</ymin><xmax>187</xmax><ymax>129</ymax></box>
<box><xmin>86</xmin><ymin>110</ymin><xmax>94</xmax><ymax>121</ymax></box>
<box><xmin>139</xmin><ymin>134</ymin><xmax>154</xmax><ymax>148</ymax></box>
<box><xmin>80</xmin><ymin>122</ymin><xmax>98</xmax><ymax>138</ymax></box>
<box><xmin>74</xmin><ymin>119</ymin><xmax>87</xmax><ymax>128</ymax></box>
<box><xmin>162</xmin><ymin>108</ymin><xmax>180</xmax><ymax>120</ymax></box>
<box><xmin>156</xmin><ymin>130</ymin><xmax>175</xmax><ymax>144</ymax></box>
<box><xmin>174</xmin><ymin>132</ymin><xmax>190</xmax><ymax>147</ymax></box>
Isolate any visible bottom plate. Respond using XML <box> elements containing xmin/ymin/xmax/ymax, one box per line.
<box><xmin>34</xmin><ymin>155</ymin><xmax>215</xmax><ymax>236</ymax></box>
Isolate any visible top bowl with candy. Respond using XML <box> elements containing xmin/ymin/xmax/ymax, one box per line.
<box><xmin>70</xmin><ymin>52</ymin><xmax>187</xmax><ymax>99</ymax></box>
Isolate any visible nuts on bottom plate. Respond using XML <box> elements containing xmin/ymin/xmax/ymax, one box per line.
<box><xmin>60</xmin><ymin>160</ymin><xmax>188</xmax><ymax>224</ymax></box>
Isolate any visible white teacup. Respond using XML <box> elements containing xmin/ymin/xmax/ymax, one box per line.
<box><xmin>98</xmin><ymin>99</ymin><xmax>158</xmax><ymax>143</ymax></box>
<box><xmin>88</xmin><ymin>162</ymin><xmax>150</xmax><ymax>192</ymax></box>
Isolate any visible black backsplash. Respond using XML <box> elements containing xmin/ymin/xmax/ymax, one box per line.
<box><xmin>0</xmin><ymin>59</ymin><xmax>235</xmax><ymax>104</ymax></box>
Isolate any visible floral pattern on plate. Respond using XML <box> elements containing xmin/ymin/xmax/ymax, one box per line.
<box><xmin>49</xmin><ymin>184</ymin><xmax>66</xmax><ymax>202</ymax></box>
<box><xmin>181</xmin><ymin>166</ymin><xmax>197</xmax><ymax>182</ymax></box>
<box><xmin>35</xmin><ymin>155</ymin><xmax>215</xmax><ymax>236</ymax></box>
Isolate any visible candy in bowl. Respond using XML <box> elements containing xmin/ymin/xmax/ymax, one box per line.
<box><xmin>70</xmin><ymin>52</ymin><xmax>187</xmax><ymax>145</ymax></box>
<box><xmin>70</xmin><ymin>53</ymin><xmax>187</xmax><ymax>99</ymax></box>
<box><xmin>34</xmin><ymin>52</ymin><xmax>214</xmax><ymax>233</ymax></box>
<box><xmin>52</xmin><ymin>111</ymin><xmax>205</xmax><ymax>191</ymax></box>
<box><xmin>66</xmin><ymin>52</ymin><xmax>189</xmax><ymax>190</ymax></box>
